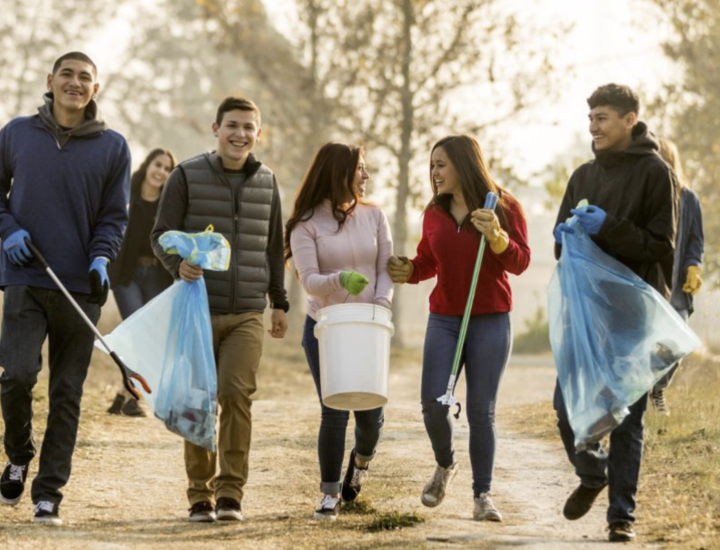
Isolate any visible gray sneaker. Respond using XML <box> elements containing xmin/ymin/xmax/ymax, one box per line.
<box><xmin>421</xmin><ymin>462</ymin><xmax>458</xmax><ymax>507</ymax></box>
<box><xmin>473</xmin><ymin>493</ymin><xmax>502</xmax><ymax>522</ymax></box>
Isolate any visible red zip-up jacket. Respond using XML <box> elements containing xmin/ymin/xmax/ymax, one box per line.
<box><xmin>407</xmin><ymin>195</ymin><xmax>530</xmax><ymax>315</ymax></box>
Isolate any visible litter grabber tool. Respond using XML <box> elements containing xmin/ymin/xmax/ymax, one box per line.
<box><xmin>24</xmin><ymin>239</ymin><xmax>151</xmax><ymax>400</ymax></box>
<box><xmin>437</xmin><ymin>191</ymin><xmax>499</xmax><ymax>419</ymax></box>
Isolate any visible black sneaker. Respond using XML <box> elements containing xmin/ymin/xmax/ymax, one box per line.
<box><xmin>189</xmin><ymin>500</ymin><xmax>216</xmax><ymax>522</ymax></box>
<box><xmin>216</xmin><ymin>496</ymin><xmax>243</xmax><ymax>521</ymax></box>
<box><xmin>608</xmin><ymin>521</ymin><xmax>636</xmax><ymax>542</ymax></box>
<box><xmin>107</xmin><ymin>393</ymin><xmax>125</xmax><ymax>415</ymax></box>
<box><xmin>563</xmin><ymin>482</ymin><xmax>607</xmax><ymax>520</ymax></box>
<box><xmin>313</xmin><ymin>495</ymin><xmax>340</xmax><ymax>521</ymax></box>
<box><xmin>341</xmin><ymin>449</ymin><xmax>369</xmax><ymax>502</ymax></box>
<box><xmin>0</xmin><ymin>462</ymin><xmax>28</xmax><ymax>505</ymax></box>
<box><xmin>33</xmin><ymin>500</ymin><xmax>62</xmax><ymax>526</ymax></box>
<box><xmin>121</xmin><ymin>398</ymin><xmax>147</xmax><ymax>418</ymax></box>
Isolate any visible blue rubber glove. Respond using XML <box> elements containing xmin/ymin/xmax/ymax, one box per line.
<box><xmin>339</xmin><ymin>271</ymin><xmax>369</xmax><ymax>296</ymax></box>
<box><xmin>2</xmin><ymin>229</ymin><xmax>33</xmax><ymax>266</ymax></box>
<box><xmin>88</xmin><ymin>257</ymin><xmax>110</xmax><ymax>306</ymax></box>
<box><xmin>570</xmin><ymin>205</ymin><xmax>607</xmax><ymax>235</ymax></box>
<box><xmin>553</xmin><ymin>223</ymin><xmax>574</xmax><ymax>244</ymax></box>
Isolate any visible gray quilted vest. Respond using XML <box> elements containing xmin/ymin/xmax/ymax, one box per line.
<box><xmin>181</xmin><ymin>152</ymin><xmax>275</xmax><ymax>314</ymax></box>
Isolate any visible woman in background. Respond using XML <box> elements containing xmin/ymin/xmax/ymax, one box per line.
<box><xmin>107</xmin><ymin>148</ymin><xmax>176</xmax><ymax>416</ymax></box>
<box><xmin>650</xmin><ymin>137</ymin><xmax>704</xmax><ymax>415</ymax></box>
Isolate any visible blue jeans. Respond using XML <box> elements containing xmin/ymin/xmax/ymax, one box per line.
<box><xmin>302</xmin><ymin>316</ymin><xmax>384</xmax><ymax>495</ymax></box>
<box><xmin>421</xmin><ymin>312</ymin><xmax>511</xmax><ymax>496</ymax></box>
<box><xmin>112</xmin><ymin>264</ymin><xmax>170</xmax><ymax>320</ymax></box>
<box><xmin>554</xmin><ymin>380</ymin><xmax>648</xmax><ymax>524</ymax></box>
<box><xmin>0</xmin><ymin>285</ymin><xmax>100</xmax><ymax>505</ymax></box>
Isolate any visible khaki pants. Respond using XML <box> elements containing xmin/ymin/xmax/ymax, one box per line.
<box><xmin>185</xmin><ymin>312</ymin><xmax>264</xmax><ymax>505</ymax></box>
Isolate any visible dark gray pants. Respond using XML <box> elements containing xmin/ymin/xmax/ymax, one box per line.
<box><xmin>554</xmin><ymin>380</ymin><xmax>648</xmax><ymax>524</ymax></box>
<box><xmin>0</xmin><ymin>285</ymin><xmax>99</xmax><ymax>505</ymax></box>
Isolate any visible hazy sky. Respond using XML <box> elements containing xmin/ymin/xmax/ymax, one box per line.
<box><xmin>264</xmin><ymin>0</ymin><xmax>675</xmax><ymax>178</ymax></box>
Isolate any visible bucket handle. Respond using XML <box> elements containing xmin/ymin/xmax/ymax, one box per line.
<box><xmin>341</xmin><ymin>293</ymin><xmax>378</xmax><ymax>321</ymax></box>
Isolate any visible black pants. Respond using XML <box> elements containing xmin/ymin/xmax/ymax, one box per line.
<box><xmin>0</xmin><ymin>285</ymin><xmax>99</xmax><ymax>505</ymax></box>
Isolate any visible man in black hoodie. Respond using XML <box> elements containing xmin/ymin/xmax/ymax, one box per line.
<box><xmin>552</xmin><ymin>84</ymin><xmax>677</xmax><ymax>543</ymax></box>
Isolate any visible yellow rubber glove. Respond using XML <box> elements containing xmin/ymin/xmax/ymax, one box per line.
<box><xmin>470</xmin><ymin>209</ymin><xmax>509</xmax><ymax>254</ymax></box>
<box><xmin>682</xmin><ymin>265</ymin><xmax>703</xmax><ymax>296</ymax></box>
<box><xmin>387</xmin><ymin>255</ymin><xmax>414</xmax><ymax>283</ymax></box>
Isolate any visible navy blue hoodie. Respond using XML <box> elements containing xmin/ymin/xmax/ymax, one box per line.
<box><xmin>0</xmin><ymin>94</ymin><xmax>130</xmax><ymax>293</ymax></box>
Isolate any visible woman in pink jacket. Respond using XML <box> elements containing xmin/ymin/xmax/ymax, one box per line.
<box><xmin>285</xmin><ymin>142</ymin><xmax>394</xmax><ymax>521</ymax></box>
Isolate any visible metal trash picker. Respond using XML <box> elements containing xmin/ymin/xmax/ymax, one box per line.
<box><xmin>436</xmin><ymin>191</ymin><xmax>499</xmax><ymax>418</ymax></box>
<box><xmin>25</xmin><ymin>239</ymin><xmax>151</xmax><ymax>400</ymax></box>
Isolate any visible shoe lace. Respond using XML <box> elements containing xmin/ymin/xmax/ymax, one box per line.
<box><xmin>652</xmin><ymin>391</ymin><xmax>667</xmax><ymax>409</ymax></box>
<box><xmin>476</xmin><ymin>493</ymin><xmax>495</xmax><ymax>510</ymax></box>
<box><xmin>35</xmin><ymin>501</ymin><xmax>54</xmax><ymax>514</ymax></box>
<box><xmin>8</xmin><ymin>464</ymin><xmax>24</xmax><ymax>482</ymax></box>
<box><xmin>319</xmin><ymin>495</ymin><xmax>340</xmax><ymax>510</ymax></box>
<box><xmin>350</xmin><ymin>467</ymin><xmax>368</xmax><ymax>488</ymax></box>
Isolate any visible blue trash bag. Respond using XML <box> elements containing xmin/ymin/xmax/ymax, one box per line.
<box><xmin>96</xmin><ymin>226</ymin><xmax>230</xmax><ymax>450</ymax></box>
<box><xmin>548</xmin><ymin>216</ymin><xmax>701</xmax><ymax>451</ymax></box>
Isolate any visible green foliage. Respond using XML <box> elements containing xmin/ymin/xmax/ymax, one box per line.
<box><xmin>646</xmin><ymin>0</ymin><xmax>720</xmax><ymax>283</ymax></box>
<box><xmin>365</xmin><ymin>511</ymin><xmax>424</xmax><ymax>532</ymax></box>
<box><xmin>342</xmin><ymin>498</ymin><xmax>377</xmax><ymax>515</ymax></box>
<box><xmin>513</xmin><ymin>306</ymin><xmax>551</xmax><ymax>354</ymax></box>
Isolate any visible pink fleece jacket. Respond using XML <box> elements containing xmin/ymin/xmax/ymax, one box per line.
<box><xmin>290</xmin><ymin>200</ymin><xmax>394</xmax><ymax>320</ymax></box>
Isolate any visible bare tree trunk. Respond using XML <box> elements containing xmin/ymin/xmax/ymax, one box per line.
<box><xmin>391</xmin><ymin>0</ymin><xmax>415</xmax><ymax>348</ymax></box>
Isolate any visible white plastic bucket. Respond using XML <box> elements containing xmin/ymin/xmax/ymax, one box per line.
<box><xmin>314</xmin><ymin>303</ymin><xmax>394</xmax><ymax>411</ymax></box>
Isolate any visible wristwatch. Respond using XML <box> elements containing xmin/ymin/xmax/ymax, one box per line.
<box><xmin>272</xmin><ymin>302</ymin><xmax>290</xmax><ymax>313</ymax></box>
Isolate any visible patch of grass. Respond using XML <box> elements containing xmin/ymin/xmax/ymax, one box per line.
<box><xmin>505</xmin><ymin>355</ymin><xmax>720</xmax><ymax>550</ymax></box>
<box><xmin>342</xmin><ymin>498</ymin><xmax>377</xmax><ymax>515</ymax></box>
<box><xmin>365</xmin><ymin>511</ymin><xmax>424</xmax><ymax>532</ymax></box>
<box><xmin>639</xmin><ymin>356</ymin><xmax>720</xmax><ymax>549</ymax></box>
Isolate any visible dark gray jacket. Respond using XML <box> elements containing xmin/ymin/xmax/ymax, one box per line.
<box><xmin>151</xmin><ymin>152</ymin><xmax>288</xmax><ymax>314</ymax></box>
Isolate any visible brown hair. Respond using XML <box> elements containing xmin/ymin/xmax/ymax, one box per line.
<box><xmin>427</xmin><ymin>135</ymin><xmax>511</xmax><ymax>230</ymax></box>
<box><xmin>284</xmin><ymin>142</ymin><xmax>364</xmax><ymax>262</ymax></box>
<box><xmin>215</xmin><ymin>96</ymin><xmax>261</xmax><ymax>126</ymax></box>
<box><xmin>658</xmin><ymin>137</ymin><xmax>688</xmax><ymax>189</ymax></box>
<box><xmin>130</xmin><ymin>148</ymin><xmax>177</xmax><ymax>198</ymax></box>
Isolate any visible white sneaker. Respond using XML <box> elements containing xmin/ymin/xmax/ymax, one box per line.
<box><xmin>473</xmin><ymin>493</ymin><xmax>502</xmax><ymax>522</ymax></box>
<box><xmin>421</xmin><ymin>462</ymin><xmax>458</xmax><ymax>507</ymax></box>
<box><xmin>313</xmin><ymin>494</ymin><xmax>340</xmax><ymax>521</ymax></box>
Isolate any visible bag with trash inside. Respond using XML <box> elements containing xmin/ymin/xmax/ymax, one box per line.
<box><xmin>97</xmin><ymin>225</ymin><xmax>230</xmax><ymax>450</ymax></box>
<box><xmin>548</xmin><ymin>212</ymin><xmax>701</xmax><ymax>451</ymax></box>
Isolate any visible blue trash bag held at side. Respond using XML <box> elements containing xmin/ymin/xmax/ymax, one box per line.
<box><xmin>548</xmin><ymin>217</ymin><xmax>701</xmax><ymax>452</ymax></box>
<box><xmin>96</xmin><ymin>226</ymin><xmax>230</xmax><ymax>450</ymax></box>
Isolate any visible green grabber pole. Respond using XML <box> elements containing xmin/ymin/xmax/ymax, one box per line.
<box><xmin>437</xmin><ymin>191</ymin><xmax>499</xmax><ymax>418</ymax></box>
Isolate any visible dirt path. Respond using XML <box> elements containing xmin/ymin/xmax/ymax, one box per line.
<box><xmin>0</xmin><ymin>347</ymin><xmax>662</xmax><ymax>550</ymax></box>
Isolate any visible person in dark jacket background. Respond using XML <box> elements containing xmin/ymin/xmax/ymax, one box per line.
<box><xmin>0</xmin><ymin>52</ymin><xmax>130</xmax><ymax>526</ymax></box>
<box><xmin>152</xmin><ymin>96</ymin><xmax>288</xmax><ymax>523</ymax></box>
<box><xmin>552</xmin><ymin>84</ymin><xmax>677</xmax><ymax>543</ymax></box>
<box><xmin>106</xmin><ymin>148</ymin><xmax>176</xmax><ymax>417</ymax></box>
<box><xmin>649</xmin><ymin>137</ymin><xmax>704</xmax><ymax>414</ymax></box>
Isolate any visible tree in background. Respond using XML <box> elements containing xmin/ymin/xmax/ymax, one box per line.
<box><xmin>199</xmin><ymin>0</ymin><xmax>566</xmax><ymax>345</ymax></box>
<box><xmin>0</xmin><ymin>0</ymin><xmax>117</xmax><ymax>123</ymax></box>
<box><xmin>646</xmin><ymin>0</ymin><xmax>720</xmax><ymax>280</ymax></box>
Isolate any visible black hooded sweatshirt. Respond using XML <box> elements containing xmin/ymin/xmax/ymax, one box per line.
<box><xmin>554</xmin><ymin>122</ymin><xmax>678</xmax><ymax>297</ymax></box>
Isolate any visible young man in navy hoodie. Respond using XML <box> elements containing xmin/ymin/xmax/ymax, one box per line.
<box><xmin>0</xmin><ymin>52</ymin><xmax>130</xmax><ymax>525</ymax></box>
<box><xmin>553</xmin><ymin>84</ymin><xmax>677</xmax><ymax>543</ymax></box>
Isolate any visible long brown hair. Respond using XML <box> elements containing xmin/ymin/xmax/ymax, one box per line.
<box><xmin>130</xmin><ymin>148</ymin><xmax>177</xmax><ymax>199</ymax></box>
<box><xmin>284</xmin><ymin>142</ymin><xmax>364</xmax><ymax>262</ymax></box>
<box><xmin>427</xmin><ymin>135</ymin><xmax>510</xmax><ymax>229</ymax></box>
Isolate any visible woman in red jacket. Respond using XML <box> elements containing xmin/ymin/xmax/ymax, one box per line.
<box><xmin>388</xmin><ymin>135</ymin><xmax>530</xmax><ymax>521</ymax></box>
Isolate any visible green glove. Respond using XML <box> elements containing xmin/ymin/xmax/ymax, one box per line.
<box><xmin>339</xmin><ymin>271</ymin><xmax>369</xmax><ymax>296</ymax></box>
